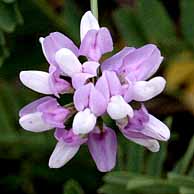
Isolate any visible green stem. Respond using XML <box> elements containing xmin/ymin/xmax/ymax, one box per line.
<box><xmin>90</xmin><ymin>0</ymin><xmax>98</xmax><ymax>20</ymax></box>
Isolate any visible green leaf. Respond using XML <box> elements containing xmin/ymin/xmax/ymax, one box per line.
<box><xmin>181</xmin><ymin>0</ymin><xmax>194</xmax><ymax>48</ymax></box>
<box><xmin>173</xmin><ymin>136</ymin><xmax>194</xmax><ymax>174</ymax></box>
<box><xmin>126</xmin><ymin>142</ymin><xmax>144</xmax><ymax>173</ymax></box>
<box><xmin>127</xmin><ymin>177</ymin><xmax>178</xmax><ymax>194</ymax></box>
<box><xmin>0</xmin><ymin>2</ymin><xmax>17</xmax><ymax>32</ymax></box>
<box><xmin>117</xmin><ymin>140</ymin><xmax>126</xmax><ymax>170</ymax></box>
<box><xmin>168</xmin><ymin>173</ymin><xmax>194</xmax><ymax>189</ymax></box>
<box><xmin>30</xmin><ymin>0</ymin><xmax>75</xmax><ymax>39</ymax></box>
<box><xmin>1</xmin><ymin>0</ymin><xmax>16</xmax><ymax>3</ymax></box>
<box><xmin>180</xmin><ymin>187</ymin><xmax>194</xmax><ymax>194</ymax></box>
<box><xmin>0</xmin><ymin>2</ymin><xmax>23</xmax><ymax>32</ymax></box>
<box><xmin>0</xmin><ymin>82</ymin><xmax>21</xmax><ymax>120</ymax></box>
<box><xmin>63</xmin><ymin>179</ymin><xmax>84</xmax><ymax>194</ymax></box>
<box><xmin>13</xmin><ymin>2</ymin><xmax>23</xmax><ymax>25</ymax></box>
<box><xmin>0</xmin><ymin>97</ymin><xmax>14</xmax><ymax>131</ymax></box>
<box><xmin>61</xmin><ymin>0</ymin><xmax>80</xmax><ymax>43</ymax></box>
<box><xmin>113</xmin><ymin>7</ymin><xmax>146</xmax><ymax>46</ymax></box>
<box><xmin>103</xmin><ymin>171</ymin><xmax>134</xmax><ymax>185</ymax></box>
<box><xmin>0</xmin><ymin>30</ymin><xmax>9</xmax><ymax>66</ymax></box>
<box><xmin>0</xmin><ymin>30</ymin><xmax>5</xmax><ymax>45</ymax></box>
<box><xmin>99</xmin><ymin>184</ymin><xmax>130</xmax><ymax>194</ymax></box>
<box><xmin>146</xmin><ymin>143</ymin><xmax>167</xmax><ymax>176</ymax></box>
<box><xmin>136</xmin><ymin>0</ymin><xmax>176</xmax><ymax>46</ymax></box>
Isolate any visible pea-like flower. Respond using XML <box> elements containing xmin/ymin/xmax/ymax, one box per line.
<box><xmin>73</xmin><ymin>83</ymin><xmax>107</xmax><ymax>134</ymax></box>
<box><xmin>19</xmin><ymin>97</ymin><xmax>70</xmax><ymax>132</ymax></box>
<box><xmin>117</xmin><ymin>105</ymin><xmax>170</xmax><ymax>152</ymax></box>
<box><xmin>79</xmin><ymin>11</ymin><xmax>113</xmax><ymax>61</ymax></box>
<box><xmin>101</xmin><ymin>44</ymin><xmax>166</xmax><ymax>102</ymax></box>
<box><xmin>18</xmin><ymin>10</ymin><xmax>170</xmax><ymax>172</ymax></box>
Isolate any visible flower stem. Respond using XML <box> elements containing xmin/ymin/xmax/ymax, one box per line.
<box><xmin>90</xmin><ymin>0</ymin><xmax>98</xmax><ymax>20</ymax></box>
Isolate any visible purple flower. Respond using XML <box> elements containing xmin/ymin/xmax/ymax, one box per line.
<box><xmin>79</xmin><ymin>11</ymin><xmax>113</xmax><ymax>61</ymax></box>
<box><xmin>73</xmin><ymin>83</ymin><xmax>107</xmax><ymax>134</ymax></box>
<box><xmin>102</xmin><ymin>44</ymin><xmax>166</xmax><ymax>102</ymax></box>
<box><xmin>18</xmin><ymin>10</ymin><xmax>170</xmax><ymax>171</ymax></box>
<box><xmin>50</xmin><ymin>126</ymin><xmax>117</xmax><ymax>172</ymax></box>
<box><xmin>39</xmin><ymin>32</ymin><xmax>79</xmax><ymax>66</ymax></box>
<box><xmin>49</xmin><ymin>128</ymin><xmax>87</xmax><ymax>168</ymax></box>
<box><xmin>88</xmin><ymin>126</ymin><xmax>117</xmax><ymax>172</ymax></box>
<box><xmin>19</xmin><ymin>66</ymin><xmax>72</xmax><ymax>97</ymax></box>
<box><xmin>19</xmin><ymin>97</ymin><xmax>69</xmax><ymax>132</ymax></box>
<box><xmin>118</xmin><ymin>105</ymin><xmax>170</xmax><ymax>152</ymax></box>
<box><xmin>96</xmin><ymin>70</ymin><xmax>133</xmax><ymax>120</ymax></box>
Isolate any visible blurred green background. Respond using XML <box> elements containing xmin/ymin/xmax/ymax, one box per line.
<box><xmin>0</xmin><ymin>0</ymin><xmax>194</xmax><ymax>193</ymax></box>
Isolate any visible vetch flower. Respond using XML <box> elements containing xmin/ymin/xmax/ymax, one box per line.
<box><xmin>73</xmin><ymin>83</ymin><xmax>107</xmax><ymax>134</ymax></box>
<box><xmin>102</xmin><ymin>44</ymin><xmax>166</xmax><ymax>102</ymax></box>
<box><xmin>118</xmin><ymin>105</ymin><xmax>170</xmax><ymax>152</ymax></box>
<box><xmin>96</xmin><ymin>70</ymin><xmax>133</xmax><ymax>120</ymax></box>
<box><xmin>19</xmin><ymin>10</ymin><xmax>170</xmax><ymax>172</ymax></box>
<box><xmin>39</xmin><ymin>32</ymin><xmax>79</xmax><ymax>66</ymax></box>
<box><xmin>19</xmin><ymin>97</ymin><xmax>70</xmax><ymax>132</ymax></box>
<box><xmin>50</xmin><ymin>126</ymin><xmax>117</xmax><ymax>172</ymax></box>
<box><xmin>20</xmin><ymin>66</ymin><xmax>71</xmax><ymax>97</ymax></box>
<box><xmin>79</xmin><ymin>11</ymin><xmax>113</xmax><ymax>61</ymax></box>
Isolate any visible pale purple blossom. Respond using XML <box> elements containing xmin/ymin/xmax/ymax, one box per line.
<box><xmin>117</xmin><ymin>105</ymin><xmax>170</xmax><ymax>152</ymax></box>
<box><xmin>73</xmin><ymin>83</ymin><xmax>107</xmax><ymax>134</ymax></box>
<box><xmin>101</xmin><ymin>44</ymin><xmax>166</xmax><ymax>102</ymax></box>
<box><xmin>96</xmin><ymin>70</ymin><xmax>133</xmax><ymax>120</ymax></box>
<box><xmin>39</xmin><ymin>32</ymin><xmax>79</xmax><ymax>66</ymax></box>
<box><xmin>18</xmin><ymin>10</ymin><xmax>170</xmax><ymax>172</ymax></box>
<box><xmin>19</xmin><ymin>97</ymin><xmax>69</xmax><ymax>132</ymax></box>
<box><xmin>19</xmin><ymin>66</ymin><xmax>71</xmax><ymax>97</ymax></box>
<box><xmin>79</xmin><ymin>11</ymin><xmax>113</xmax><ymax>61</ymax></box>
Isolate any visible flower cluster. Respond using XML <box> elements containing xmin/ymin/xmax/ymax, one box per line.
<box><xmin>19</xmin><ymin>11</ymin><xmax>170</xmax><ymax>172</ymax></box>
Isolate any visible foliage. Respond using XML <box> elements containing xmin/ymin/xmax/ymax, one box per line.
<box><xmin>0</xmin><ymin>0</ymin><xmax>23</xmax><ymax>65</ymax></box>
<box><xmin>0</xmin><ymin>0</ymin><xmax>194</xmax><ymax>194</ymax></box>
<box><xmin>100</xmin><ymin>135</ymin><xmax>194</xmax><ymax>194</ymax></box>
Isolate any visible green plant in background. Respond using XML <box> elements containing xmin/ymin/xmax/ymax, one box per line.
<box><xmin>0</xmin><ymin>0</ymin><xmax>23</xmax><ymax>65</ymax></box>
<box><xmin>100</xmin><ymin>133</ymin><xmax>194</xmax><ymax>194</ymax></box>
<box><xmin>0</xmin><ymin>0</ymin><xmax>194</xmax><ymax>194</ymax></box>
<box><xmin>113</xmin><ymin>0</ymin><xmax>194</xmax><ymax>116</ymax></box>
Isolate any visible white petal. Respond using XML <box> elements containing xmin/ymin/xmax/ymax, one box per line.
<box><xmin>72</xmin><ymin>108</ymin><xmax>96</xmax><ymax>135</ymax></box>
<box><xmin>39</xmin><ymin>37</ymin><xmax>46</xmax><ymax>57</ymax></box>
<box><xmin>80</xmin><ymin>11</ymin><xmax>100</xmax><ymax>41</ymax></box>
<box><xmin>19</xmin><ymin>112</ymin><xmax>53</xmax><ymax>132</ymax></box>
<box><xmin>49</xmin><ymin>141</ymin><xmax>80</xmax><ymax>168</ymax></box>
<box><xmin>129</xmin><ymin>138</ymin><xmax>160</xmax><ymax>152</ymax></box>
<box><xmin>143</xmin><ymin>114</ymin><xmax>170</xmax><ymax>141</ymax></box>
<box><xmin>107</xmin><ymin>95</ymin><xmax>134</xmax><ymax>120</ymax></box>
<box><xmin>55</xmin><ymin>48</ymin><xmax>82</xmax><ymax>77</ymax></box>
<box><xmin>39</xmin><ymin>37</ymin><xmax>44</xmax><ymax>44</ymax></box>
<box><xmin>132</xmin><ymin>76</ymin><xmax>166</xmax><ymax>101</ymax></box>
<box><xmin>20</xmin><ymin>71</ymin><xmax>52</xmax><ymax>94</ymax></box>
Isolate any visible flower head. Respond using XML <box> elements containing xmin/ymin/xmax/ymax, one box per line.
<box><xmin>19</xmin><ymin>11</ymin><xmax>170</xmax><ymax>172</ymax></box>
